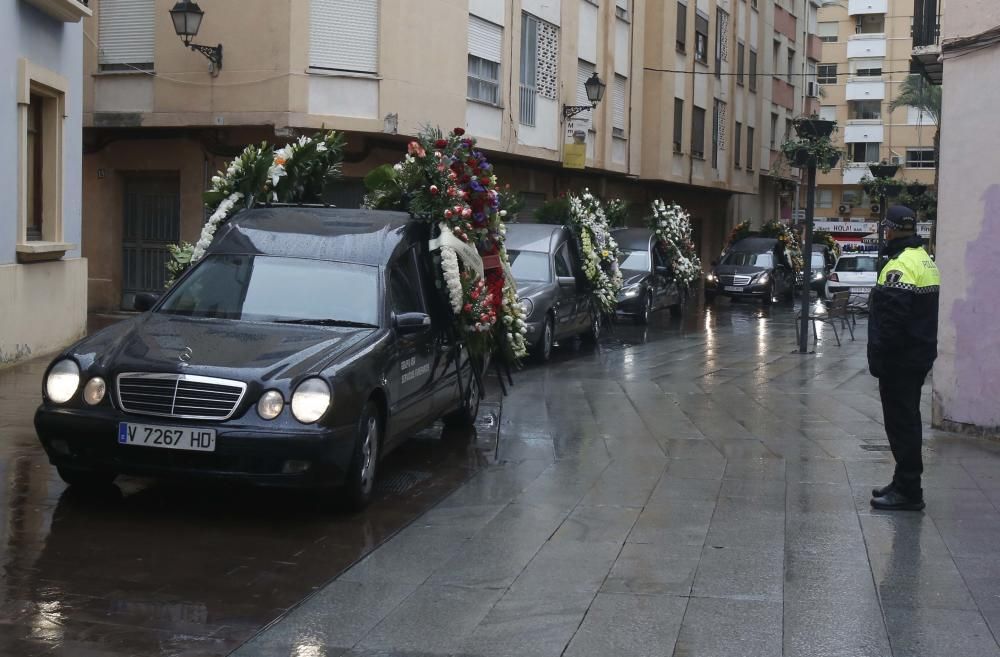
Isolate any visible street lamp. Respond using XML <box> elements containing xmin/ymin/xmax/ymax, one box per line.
<box><xmin>169</xmin><ymin>0</ymin><xmax>223</xmax><ymax>75</ymax></box>
<box><xmin>563</xmin><ymin>73</ymin><xmax>607</xmax><ymax>119</ymax></box>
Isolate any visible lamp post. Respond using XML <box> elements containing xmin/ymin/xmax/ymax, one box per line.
<box><xmin>791</xmin><ymin>117</ymin><xmax>838</xmax><ymax>354</ymax></box>
<box><xmin>563</xmin><ymin>73</ymin><xmax>607</xmax><ymax>119</ymax></box>
<box><xmin>868</xmin><ymin>162</ymin><xmax>899</xmax><ymax>268</ymax></box>
<box><xmin>169</xmin><ymin>0</ymin><xmax>223</xmax><ymax>75</ymax></box>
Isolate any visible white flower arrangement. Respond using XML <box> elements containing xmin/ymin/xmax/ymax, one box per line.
<box><xmin>567</xmin><ymin>190</ymin><xmax>623</xmax><ymax>314</ymax></box>
<box><xmin>440</xmin><ymin>245</ymin><xmax>464</xmax><ymax>313</ymax></box>
<box><xmin>190</xmin><ymin>191</ymin><xmax>244</xmax><ymax>263</ymax></box>
<box><xmin>648</xmin><ymin>200</ymin><xmax>702</xmax><ymax>288</ymax></box>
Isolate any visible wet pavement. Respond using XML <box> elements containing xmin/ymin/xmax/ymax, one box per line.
<box><xmin>4</xmin><ymin>301</ymin><xmax>1000</xmax><ymax>656</ymax></box>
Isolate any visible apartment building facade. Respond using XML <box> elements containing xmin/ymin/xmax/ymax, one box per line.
<box><xmin>812</xmin><ymin>0</ymin><xmax>937</xmax><ymax>245</ymax></box>
<box><xmin>1</xmin><ymin>0</ymin><xmax>89</xmax><ymax>366</ymax></box>
<box><xmin>81</xmin><ymin>0</ymin><xmax>820</xmax><ymax>311</ymax></box>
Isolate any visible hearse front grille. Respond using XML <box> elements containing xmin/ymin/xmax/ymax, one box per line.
<box><xmin>117</xmin><ymin>373</ymin><xmax>247</xmax><ymax>421</ymax></box>
<box><xmin>720</xmin><ymin>274</ymin><xmax>752</xmax><ymax>287</ymax></box>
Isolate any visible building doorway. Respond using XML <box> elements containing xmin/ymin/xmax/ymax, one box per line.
<box><xmin>121</xmin><ymin>174</ymin><xmax>180</xmax><ymax>309</ymax></box>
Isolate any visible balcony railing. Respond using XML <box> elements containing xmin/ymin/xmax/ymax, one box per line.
<box><xmin>519</xmin><ymin>84</ymin><xmax>536</xmax><ymax>127</ymax></box>
<box><xmin>912</xmin><ymin>0</ymin><xmax>941</xmax><ymax>48</ymax></box>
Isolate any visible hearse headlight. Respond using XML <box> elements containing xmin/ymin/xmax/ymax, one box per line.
<box><xmin>257</xmin><ymin>390</ymin><xmax>285</xmax><ymax>420</ymax></box>
<box><xmin>519</xmin><ymin>298</ymin><xmax>533</xmax><ymax>317</ymax></box>
<box><xmin>291</xmin><ymin>378</ymin><xmax>331</xmax><ymax>424</ymax></box>
<box><xmin>705</xmin><ymin>273</ymin><xmax>717</xmax><ymax>282</ymax></box>
<box><xmin>83</xmin><ymin>377</ymin><xmax>107</xmax><ymax>406</ymax></box>
<box><xmin>756</xmin><ymin>272</ymin><xmax>770</xmax><ymax>285</ymax></box>
<box><xmin>622</xmin><ymin>285</ymin><xmax>640</xmax><ymax>298</ymax></box>
<box><xmin>45</xmin><ymin>359</ymin><xmax>80</xmax><ymax>404</ymax></box>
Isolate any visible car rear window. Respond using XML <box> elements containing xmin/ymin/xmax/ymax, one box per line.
<box><xmin>836</xmin><ymin>256</ymin><xmax>877</xmax><ymax>272</ymax></box>
<box><xmin>158</xmin><ymin>254</ymin><xmax>380</xmax><ymax>325</ymax></box>
<box><xmin>723</xmin><ymin>252</ymin><xmax>773</xmax><ymax>267</ymax></box>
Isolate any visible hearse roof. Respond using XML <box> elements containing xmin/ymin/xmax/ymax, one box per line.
<box><xmin>209</xmin><ymin>207</ymin><xmax>417</xmax><ymax>266</ymax></box>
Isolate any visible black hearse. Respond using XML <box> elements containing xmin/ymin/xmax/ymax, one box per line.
<box><xmin>704</xmin><ymin>237</ymin><xmax>796</xmax><ymax>304</ymax></box>
<box><xmin>613</xmin><ymin>228</ymin><xmax>684</xmax><ymax>324</ymax></box>
<box><xmin>34</xmin><ymin>208</ymin><xmax>480</xmax><ymax>509</ymax></box>
<box><xmin>505</xmin><ymin>223</ymin><xmax>600</xmax><ymax>361</ymax></box>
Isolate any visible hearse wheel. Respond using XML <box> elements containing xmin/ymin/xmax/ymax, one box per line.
<box><xmin>444</xmin><ymin>367</ymin><xmax>481</xmax><ymax>428</ymax></box>
<box><xmin>536</xmin><ymin>315</ymin><xmax>555</xmax><ymax>362</ymax></box>
<box><xmin>636</xmin><ymin>292</ymin><xmax>653</xmax><ymax>325</ymax></box>
<box><xmin>344</xmin><ymin>401</ymin><xmax>381</xmax><ymax>511</ymax></box>
<box><xmin>57</xmin><ymin>467</ymin><xmax>117</xmax><ymax>489</ymax></box>
<box><xmin>582</xmin><ymin>309</ymin><xmax>602</xmax><ymax>344</ymax></box>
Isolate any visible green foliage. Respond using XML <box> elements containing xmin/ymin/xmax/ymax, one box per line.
<box><xmin>534</xmin><ymin>196</ymin><xmax>571</xmax><ymax>224</ymax></box>
<box><xmin>889</xmin><ymin>75</ymin><xmax>941</xmax><ymax>125</ymax></box>
<box><xmin>497</xmin><ymin>185</ymin><xmax>525</xmax><ymax>217</ymax></box>
<box><xmin>605</xmin><ymin>198</ymin><xmax>629</xmax><ymax>228</ymax></box>
<box><xmin>780</xmin><ymin>135</ymin><xmax>842</xmax><ymax>174</ymax></box>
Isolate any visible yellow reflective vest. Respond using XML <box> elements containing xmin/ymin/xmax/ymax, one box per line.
<box><xmin>868</xmin><ymin>237</ymin><xmax>940</xmax><ymax>377</ymax></box>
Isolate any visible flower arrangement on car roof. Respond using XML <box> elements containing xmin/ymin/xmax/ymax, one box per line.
<box><xmin>565</xmin><ymin>190</ymin><xmax>623</xmax><ymax>315</ymax></box>
<box><xmin>165</xmin><ymin>130</ymin><xmax>347</xmax><ymax>285</ymax></box>
<box><xmin>812</xmin><ymin>230</ymin><xmax>842</xmax><ymax>259</ymax></box>
<box><xmin>760</xmin><ymin>220</ymin><xmax>804</xmax><ymax>273</ymax></box>
<box><xmin>363</xmin><ymin>127</ymin><xmax>527</xmax><ymax>364</ymax></box>
<box><xmin>647</xmin><ymin>200</ymin><xmax>702</xmax><ymax>288</ymax></box>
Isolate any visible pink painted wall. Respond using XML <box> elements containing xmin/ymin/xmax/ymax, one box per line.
<box><xmin>932</xmin><ymin>1</ymin><xmax>1000</xmax><ymax>435</ymax></box>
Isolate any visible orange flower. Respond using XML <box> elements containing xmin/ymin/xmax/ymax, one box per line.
<box><xmin>274</xmin><ymin>156</ymin><xmax>287</xmax><ymax>166</ymax></box>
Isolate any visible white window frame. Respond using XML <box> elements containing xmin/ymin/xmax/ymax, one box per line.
<box><xmin>905</xmin><ymin>148</ymin><xmax>935</xmax><ymax>168</ymax></box>
<box><xmin>520</xmin><ymin>13</ymin><xmax>539</xmax><ymax>126</ymax></box>
<box><xmin>816</xmin><ymin>189</ymin><xmax>834</xmax><ymax>208</ymax></box>
<box><xmin>468</xmin><ymin>16</ymin><xmax>503</xmax><ymax>106</ymax></box>
<box><xmin>819</xmin><ymin>105</ymin><xmax>837</xmax><ymax>122</ymax></box>
<box><xmin>612</xmin><ymin>74</ymin><xmax>628</xmax><ymax>138</ymax></box>
<box><xmin>817</xmin><ymin>21</ymin><xmax>838</xmax><ymax>42</ymax></box>
<box><xmin>906</xmin><ymin>106</ymin><xmax>936</xmax><ymax>126</ymax></box>
<box><xmin>16</xmin><ymin>59</ymin><xmax>73</xmax><ymax>261</ymax></box>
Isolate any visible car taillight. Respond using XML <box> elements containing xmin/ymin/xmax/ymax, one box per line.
<box><xmin>828</xmin><ymin>273</ymin><xmax>839</xmax><ymax>282</ymax></box>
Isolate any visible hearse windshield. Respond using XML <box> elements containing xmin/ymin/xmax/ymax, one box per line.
<box><xmin>158</xmin><ymin>254</ymin><xmax>379</xmax><ymax>327</ymax></box>
<box><xmin>508</xmin><ymin>250</ymin><xmax>552</xmax><ymax>283</ymax></box>
<box><xmin>618</xmin><ymin>250</ymin><xmax>651</xmax><ymax>272</ymax></box>
<box><xmin>723</xmin><ymin>251</ymin><xmax>774</xmax><ymax>268</ymax></box>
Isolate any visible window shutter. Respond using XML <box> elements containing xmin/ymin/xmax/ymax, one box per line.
<box><xmin>310</xmin><ymin>0</ymin><xmax>379</xmax><ymax>73</ymax></box>
<box><xmin>469</xmin><ymin>16</ymin><xmax>502</xmax><ymax>63</ymax></box>
<box><xmin>99</xmin><ymin>0</ymin><xmax>155</xmax><ymax>67</ymax></box>
<box><xmin>613</xmin><ymin>75</ymin><xmax>627</xmax><ymax>131</ymax></box>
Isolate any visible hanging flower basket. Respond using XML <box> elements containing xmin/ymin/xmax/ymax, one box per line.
<box><xmin>793</xmin><ymin>118</ymin><xmax>836</xmax><ymax>139</ymax></box>
<box><xmin>869</xmin><ymin>163</ymin><xmax>899</xmax><ymax>180</ymax></box>
<box><xmin>791</xmin><ymin>148</ymin><xmax>813</xmax><ymax>169</ymax></box>
<box><xmin>906</xmin><ymin>182</ymin><xmax>928</xmax><ymax>196</ymax></box>
<box><xmin>883</xmin><ymin>181</ymin><xmax>904</xmax><ymax>197</ymax></box>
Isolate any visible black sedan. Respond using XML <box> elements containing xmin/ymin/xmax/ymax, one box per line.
<box><xmin>34</xmin><ymin>207</ymin><xmax>480</xmax><ymax>509</ymax></box>
<box><xmin>613</xmin><ymin>228</ymin><xmax>683</xmax><ymax>324</ymax></box>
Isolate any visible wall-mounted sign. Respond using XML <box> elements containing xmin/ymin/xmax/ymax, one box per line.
<box><xmin>813</xmin><ymin>220</ymin><xmax>878</xmax><ymax>234</ymax></box>
<box><xmin>563</xmin><ymin>118</ymin><xmax>589</xmax><ymax>170</ymax></box>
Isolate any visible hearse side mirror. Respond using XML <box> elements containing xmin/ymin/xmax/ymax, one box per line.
<box><xmin>394</xmin><ymin>312</ymin><xmax>432</xmax><ymax>335</ymax></box>
<box><xmin>134</xmin><ymin>293</ymin><xmax>159</xmax><ymax>312</ymax></box>
<box><xmin>557</xmin><ymin>276</ymin><xmax>577</xmax><ymax>289</ymax></box>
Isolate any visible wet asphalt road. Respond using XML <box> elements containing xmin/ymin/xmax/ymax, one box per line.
<box><xmin>4</xmin><ymin>299</ymin><xmax>1000</xmax><ymax>656</ymax></box>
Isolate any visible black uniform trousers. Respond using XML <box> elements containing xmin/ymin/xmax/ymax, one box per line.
<box><xmin>878</xmin><ymin>370</ymin><xmax>927</xmax><ymax>498</ymax></box>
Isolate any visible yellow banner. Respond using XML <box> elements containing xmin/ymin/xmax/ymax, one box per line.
<box><xmin>563</xmin><ymin>118</ymin><xmax>589</xmax><ymax>170</ymax></box>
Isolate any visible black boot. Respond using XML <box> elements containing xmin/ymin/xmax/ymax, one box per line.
<box><xmin>871</xmin><ymin>488</ymin><xmax>925</xmax><ymax>511</ymax></box>
<box><xmin>871</xmin><ymin>481</ymin><xmax>895</xmax><ymax>498</ymax></box>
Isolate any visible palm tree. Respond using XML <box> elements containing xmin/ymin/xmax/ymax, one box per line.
<box><xmin>889</xmin><ymin>74</ymin><xmax>942</xmax><ymax>189</ymax></box>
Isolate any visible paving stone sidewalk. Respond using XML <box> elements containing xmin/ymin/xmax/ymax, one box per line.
<box><xmin>235</xmin><ymin>304</ymin><xmax>1000</xmax><ymax>657</ymax></box>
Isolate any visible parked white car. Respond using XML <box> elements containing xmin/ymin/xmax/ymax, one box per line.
<box><xmin>826</xmin><ymin>253</ymin><xmax>878</xmax><ymax>305</ymax></box>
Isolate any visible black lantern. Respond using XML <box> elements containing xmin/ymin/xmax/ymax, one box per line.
<box><xmin>564</xmin><ymin>73</ymin><xmax>607</xmax><ymax>119</ymax></box>
<box><xmin>169</xmin><ymin>0</ymin><xmax>223</xmax><ymax>74</ymax></box>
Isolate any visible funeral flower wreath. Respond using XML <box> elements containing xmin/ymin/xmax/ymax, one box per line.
<box><xmin>647</xmin><ymin>200</ymin><xmax>702</xmax><ymax>288</ymax></box>
<box><xmin>565</xmin><ymin>191</ymin><xmax>623</xmax><ymax>315</ymax></box>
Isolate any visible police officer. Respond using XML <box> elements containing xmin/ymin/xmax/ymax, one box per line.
<box><xmin>869</xmin><ymin>205</ymin><xmax>940</xmax><ymax>511</ymax></box>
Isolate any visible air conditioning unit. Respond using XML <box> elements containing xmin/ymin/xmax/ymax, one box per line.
<box><xmin>870</xmin><ymin>203</ymin><xmax>882</xmax><ymax>214</ymax></box>
<box><xmin>838</xmin><ymin>203</ymin><xmax>853</xmax><ymax>215</ymax></box>
<box><xmin>806</xmin><ymin>80</ymin><xmax>820</xmax><ymax>98</ymax></box>
<box><xmin>890</xmin><ymin>155</ymin><xmax>902</xmax><ymax>166</ymax></box>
